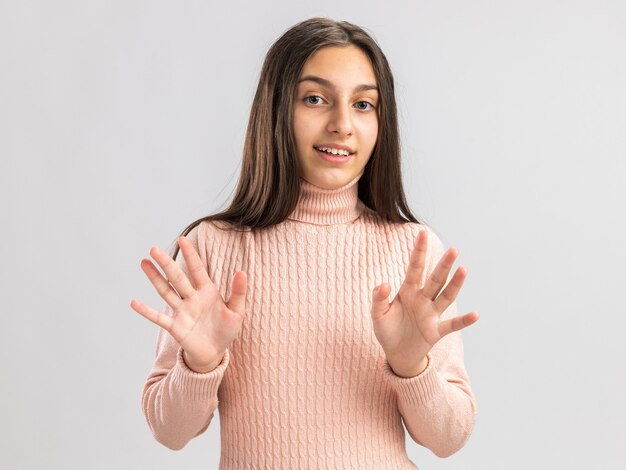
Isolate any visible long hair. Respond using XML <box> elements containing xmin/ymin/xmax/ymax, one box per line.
<box><xmin>169</xmin><ymin>17</ymin><xmax>421</xmax><ymax>260</ymax></box>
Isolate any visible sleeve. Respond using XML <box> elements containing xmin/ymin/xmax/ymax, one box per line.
<box><xmin>380</xmin><ymin>225</ymin><xmax>478</xmax><ymax>458</ymax></box>
<box><xmin>140</xmin><ymin>221</ymin><xmax>231</xmax><ymax>451</ymax></box>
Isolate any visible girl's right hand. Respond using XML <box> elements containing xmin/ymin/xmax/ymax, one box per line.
<box><xmin>130</xmin><ymin>235</ymin><xmax>248</xmax><ymax>373</ymax></box>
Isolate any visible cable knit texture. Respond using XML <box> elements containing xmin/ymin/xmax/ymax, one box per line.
<box><xmin>141</xmin><ymin>170</ymin><xmax>477</xmax><ymax>469</ymax></box>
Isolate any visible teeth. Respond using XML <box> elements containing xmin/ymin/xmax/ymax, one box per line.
<box><xmin>316</xmin><ymin>147</ymin><xmax>351</xmax><ymax>156</ymax></box>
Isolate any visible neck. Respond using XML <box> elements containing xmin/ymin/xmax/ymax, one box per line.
<box><xmin>287</xmin><ymin>170</ymin><xmax>366</xmax><ymax>225</ymax></box>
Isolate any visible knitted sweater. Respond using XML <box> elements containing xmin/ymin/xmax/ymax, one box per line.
<box><xmin>141</xmin><ymin>170</ymin><xmax>477</xmax><ymax>469</ymax></box>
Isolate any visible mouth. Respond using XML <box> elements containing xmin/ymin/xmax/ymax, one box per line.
<box><xmin>314</xmin><ymin>146</ymin><xmax>354</xmax><ymax>163</ymax></box>
<box><xmin>313</xmin><ymin>145</ymin><xmax>355</xmax><ymax>156</ymax></box>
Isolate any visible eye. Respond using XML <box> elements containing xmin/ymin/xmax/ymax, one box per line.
<box><xmin>304</xmin><ymin>95</ymin><xmax>326</xmax><ymax>105</ymax></box>
<box><xmin>355</xmin><ymin>101</ymin><xmax>375</xmax><ymax>111</ymax></box>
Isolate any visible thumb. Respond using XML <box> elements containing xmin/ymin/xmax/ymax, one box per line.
<box><xmin>371</xmin><ymin>283</ymin><xmax>391</xmax><ymax>320</ymax></box>
<box><xmin>226</xmin><ymin>271</ymin><xmax>248</xmax><ymax>315</ymax></box>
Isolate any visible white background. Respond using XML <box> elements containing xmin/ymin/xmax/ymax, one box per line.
<box><xmin>1</xmin><ymin>1</ymin><xmax>624</xmax><ymax>468</ymax></box>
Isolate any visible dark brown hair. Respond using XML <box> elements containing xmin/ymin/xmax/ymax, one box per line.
<box><xmin>169</xmin><ymin>17</ymin><xmax>421</xmax><ymax>260</ymax></box>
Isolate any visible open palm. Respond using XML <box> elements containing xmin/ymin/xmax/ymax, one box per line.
<box><xmin>130</xmin><ymin>235</ymin><xmax>248</xmax><ymax>370</ymax></box>
<box><xmin>370</xmin><ymin>229</ymin><xmax>479</xmax><ymax>366</ymax></box>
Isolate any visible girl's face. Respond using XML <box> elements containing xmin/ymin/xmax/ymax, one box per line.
<box><xmin>293</xmin><ymin>45</ymin><xmax>379</xmax><ymax>190</ymax></box>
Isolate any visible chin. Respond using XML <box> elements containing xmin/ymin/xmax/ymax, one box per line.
<box><xmin>307</xmin><ymin>171</ymin><xmax>354</xmax><ymax>190</ymax></box>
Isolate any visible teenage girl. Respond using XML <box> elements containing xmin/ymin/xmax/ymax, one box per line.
<box><xmin>131</xmin><ymin>17</ymin><xmax>480</xmax><ymax>469</ymax></box>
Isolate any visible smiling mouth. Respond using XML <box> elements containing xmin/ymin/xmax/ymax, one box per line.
<box><xmin>314</xmin><ymin>147</ymin><xmax>354</xmax><ymax>164</ymax></box>
<box><xmin>313</xmin><ymin>146</ymin><xmax>355</xmax><ymax>156</ymax></box>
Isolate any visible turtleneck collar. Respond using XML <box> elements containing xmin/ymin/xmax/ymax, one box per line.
<box><xmin>287</xmin><ymin>170</ymin><xmax>366</xmax><ymax>225</ymax></box>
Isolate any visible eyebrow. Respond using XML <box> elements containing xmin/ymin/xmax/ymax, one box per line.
<box><xmin>297</xmin><ymin>75</ymin><xmax>378</xmax><ymax>93</ymax></box>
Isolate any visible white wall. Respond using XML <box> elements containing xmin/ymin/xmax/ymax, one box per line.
<box><xmin>1</xmin><ymin>1</ymin><xmax>624</xmax><ymax>468</ymax></box>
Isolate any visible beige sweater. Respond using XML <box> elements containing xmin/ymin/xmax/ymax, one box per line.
<box><xmin>141</xmin><ymin>171</ymin><xmax>477</xmax><ymax>469</ymax></box>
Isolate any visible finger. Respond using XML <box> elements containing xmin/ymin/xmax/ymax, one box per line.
<box><xmin>438</xmin><ymin>311</ymin><xmax>480</xmax><ymax>337</ymax></box>
<box><xmin>404</xmin><ymin>230</ymin><xmax>428</xmax><ymax>288</ymax></box>
<box><xmin>423</xmin><ymin>247</ymin><xmax>458</xmax><ymax>301</ymax></box>
<box><xmin>149</xmin><ymin>245</ymin><xmax>196</xmax><ymax>299</ymax></box>
<box><xmin>140</xmin><ymin>258</ymin><xmax>184</xmax><ymax>310</ymax></box>
<box><xmin>433</xmin><ymin>265</ymin><xmax>468</xmax><ymax>314</ymax></box>
<box><xmin>178</xmin><ymin>236</ymin><xmax>211</xmax><ymax>290</ymax></box>
<box><xmin>225</xmin><ymin>271</ymin><xmax>248</xmax><ymax>315</ymax></box>
<box><xmin>130</xmin><ymin>298</ymin><xmax>174</xmax><ymax>331</ymax></box>
<box><xmin>370</xmin><ymin>283</ymin><xmax>391</xmax><ymax>320</ymax></box>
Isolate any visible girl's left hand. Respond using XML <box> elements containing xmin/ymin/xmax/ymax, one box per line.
<box><xmin>370</xmin><ymin>229</ymin><xmax>480</xmax><ymax>377</ymax></box>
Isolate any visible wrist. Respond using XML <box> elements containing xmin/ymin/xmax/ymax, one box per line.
<box><xmin>387</xmin><ymin>354</ymin><xmax>429</xmax><ymax>378</ymax></box>
<box><xmin>182</xmin><ymin>350</ymin><xmax>224</xmax><ymax>373</ymax></box>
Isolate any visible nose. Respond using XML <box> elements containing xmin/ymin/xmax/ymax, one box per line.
<box><xmin>327</xmin><ymin>102</ymin><xmax>353</xmax><ymax>136</ymax></box>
